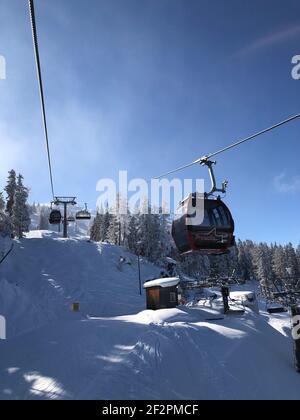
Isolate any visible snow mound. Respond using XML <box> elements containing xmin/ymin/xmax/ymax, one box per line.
<box><xmin>0</xmin><ymin>307</ymin><xmax>299</xmax><ymax>400</ymax></box>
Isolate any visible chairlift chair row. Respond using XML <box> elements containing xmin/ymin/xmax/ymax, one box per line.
<box><xmin>49</xmin><ymin>203</ymin><xmax>91</xmax><ymax>225</ymax></box>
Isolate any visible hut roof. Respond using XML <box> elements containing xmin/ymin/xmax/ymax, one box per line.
<box><xmin>144</xmin><ymin>277</ymin><xmax>180</xmax><ymax>289</ymax></box>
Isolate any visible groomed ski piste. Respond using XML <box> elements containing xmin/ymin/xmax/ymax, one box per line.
<box><xmin>0</xmin><ymin>229</ymin><xmax>299</xmax><ymax>400</ymax></box>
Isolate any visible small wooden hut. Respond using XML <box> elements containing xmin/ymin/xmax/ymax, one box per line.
<box><xmin>144</xmin><ymin>277</ymin><xmax>180</xmax><ymax>310</ymax></box>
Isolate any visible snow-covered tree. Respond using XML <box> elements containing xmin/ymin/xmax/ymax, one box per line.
<box><xmin>237</xmin><ymin>240</ymin><xmax>253</xmax><ymax>281</ymax></box>
<box><xmin>29</xmin><ymin>202</ymin><xmax>38</xmax><ymax>216</ymax></box>
<box><xmin>107</xmin><ymin>198</ymin><xmax>122</xmax><ymax>246</ymax></box>
<box><xmin>38</xmin><ymin>207</ymin><xmax>49</xmax><ymax>230</ymax></box>
<box><xmin>272</xmin><ymin>245</ymin><xmax>288</xmax><ymax>283</ymax></box>
<box><xmin>136</xmin><ymin>203</ymin><xmax>161</xmax><ymax>262</ymax></box>
<box><xmin>0</xmin><ymin>192</ymin><xmax>5</xmax><ymax>212</ymax></box>
<box><xmin>285</xmin><ymin>243</ymin><xmax>299</xmax><ymax>285</ymax></box>
<box><xmin>297</xmin><ymin>244</ymin><xmax>300</xmax><ymax>276</ymax></box>
<box><xmin>117</xmin><ymin>194</ymin><xmax>130</xmax><ymax>247</ymax></box>
<box><xmin>0</xmin><ymin>211</ymin><xmax>12</xmax><ymax>237</ymax></box>
<box><xmin>180</xmin><ymin>253</ymin><xmax>210</xmax><ymax>279</ymax></box>
<box><xmin>5</xmin><ymin>169</ymin><xmax>17</xmax><ymax>216</ymax></box>
<box><xmin>90</xmin><ymin>202</ymin><xmax>126</xmax><ymax>245</ymax></box>
<box><xmin>11</xmin><ymin>174</ymin><xmax>31</xmax><ymax>238</ymax></box>
<box><xmin>0</xmin><ymin>191</ymin><xmax>10</xmax><ymax>237</ymax></box>
<box><xmin>252</xmin><ymin>243</ymin><xmax>274</xmax><ymax>292</ymax></box>
<box><xmin>107</xmin><ymin>213</ymin><xmax>121</xmax><ymax>245</ymax></box>
<box><xmin>157</xmin><ymin>208</ymin><xmax>172</xmax><ymax>261</ymax></box>
<box><xmin>126</xmin><ymin>213</ymin><xmax>139</xmax><ymax>254</ymax></box>
<box><xmin>101</xmin><ymin>210</ymin><xmax>111</xmax><ymax>242</ymax></box>
<box><xmin>90</xmin><ymin>212</ymin><xmax>102</xmax><ymax>242</ymax></box>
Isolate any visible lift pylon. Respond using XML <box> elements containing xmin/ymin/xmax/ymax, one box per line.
<box><xmin>53</xmin><ymin>197</ymin><xmax>77</xmax><ymax>238</ymax></box>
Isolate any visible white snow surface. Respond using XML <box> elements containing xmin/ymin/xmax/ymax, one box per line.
<box><xmin>144</xmin><ymin>277</ymin><xmax>180</xmax><ymax>288</ymax></box>
<box><xmin>0</xmin><ymin>231</ymin><xmax>299</xmax><ymax>400</ymax></box>
<box><xmin>0</xmin><ymin>231</ymin><xmax>161</xmax><ymax>338</ymax></box>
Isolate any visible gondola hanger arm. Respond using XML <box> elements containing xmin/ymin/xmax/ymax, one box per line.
<box><xmin>202</xmin><ymin>159</ymin><xmax>228</xmax><ymax>197</ymax></box>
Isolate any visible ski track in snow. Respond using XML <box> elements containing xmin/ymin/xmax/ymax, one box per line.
<box><xmin>0</xmin><ymin>231</ymin><xmax>300</xmax><ymax>400</ymax></box>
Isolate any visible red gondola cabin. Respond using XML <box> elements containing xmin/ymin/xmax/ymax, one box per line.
<box><xmin>172</xmin><ymin>193</ymin><xmax>235</xmax><ymax>256</ymax></box>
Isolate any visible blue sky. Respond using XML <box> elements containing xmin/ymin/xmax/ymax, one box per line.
<box><xmin>0</xmin><ymin>0</ymin><xmax>300</xmax><ymax>244</ymax></box>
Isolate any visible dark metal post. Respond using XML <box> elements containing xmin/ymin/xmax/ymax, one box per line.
<box><xmin>221</xmin><ymin>286</ymin><xmax>230</xmax><ymax>314</ymax></box>
<box><xmin>118</xmin><ymin>220</ymin><xmax>121</xmax><ymax>246</ymax></box>
<box><xmin>63</xmin><ymin>202</ymin><xmax>68</xmax><ymax>238</ymax></box>
<box><xmin>138</xmin><ymin>254</ymin><xmax>142</xmax><ymax>296</ymax></box>
<box><xmin>291</xmin><ymin>305</ymin><xmax>300</xmax><ymax>373</ymax></box>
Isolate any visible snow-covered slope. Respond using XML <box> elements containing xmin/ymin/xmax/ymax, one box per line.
<box><xmin>0</xmin><ymin>231</ymin><xmax>299</xmax><ymax>400</ymax></box>
<box><xmin>0</xmin><ymin>231</ymin><xmax>160</xmax><ymax>338</ymax></box>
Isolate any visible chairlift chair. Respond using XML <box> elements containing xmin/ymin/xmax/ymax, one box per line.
<box><xmin>49</xmin><ymin>209</ymin><xmax>62</xmax><ymax>225</ymax></box>
<box><xmin>75</xmin><ymin>203</ymin><xmax>91</xmax><ymax>221</ymax></box>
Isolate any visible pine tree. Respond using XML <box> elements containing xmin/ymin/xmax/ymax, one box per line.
<box><xmin>107</xmin><ymin>199</ymin><xmax>122</xmax><ymax>246</ymax></box>
<box><xmin>29</xmin><ymin>202</ymin><xmax>37</xmax><ymax>216</ymax></box>
<box><xmin>285</xmin><ymin>243</ymin><xmax>299</xmax><ymax>285</ymax></box>
<box><xmin>157</xmin><ymin>208</ymin><xmax>172</xmax><ymax>260</ymax></box>
<box><xmin>272</xmin><ymin>245</ymin><xmax>287</xmax><ymax>284</ymax></box>
<box><xmin>137</xmin><ymin>204</ymin><xmax>159</xmax><ymax>261</ymax></box>
<box><xmin>226</xmin><ymin>246</ymin><xmax>239</xmax><ymax>278</ymax></box>
<box><xmin>0</xmin><ymin>190</ymin><xmax>11</xmax><ymax>237</ymax></box>
<box><xmin>209</xmin><ymin>256</ymin><xmax>221</xmax><ymax>278</ymax></box>
<box><xmin>117</xmin><ymin>194</ymin><xmax>130</xmax><ymax>247</ymax></box>
<box><xmin>296</xmin><ymin>244</ymin><xmax>300</xmax><ymax>277</ymax></box>
<box><xmin>5</xmin><ymin>169</ymin><xmax>17</xmax><ymax>216</ymax></box>
<box><xmin>90</xmin><ymin>212</ymin><xmax>102</xmax><ymax>242</ymax></box>
<box><xmin>252</xmin><ymin>243</ymin><xmax>274</xmax><ymax>293</ymax></box>
<box><xmin>0</xmin><ymin>192</ymin><xmax>5</xmax><ymax>211</ymax></box>
<box><xmin>11</xmin><ymin>174</ymin><xmax>31</xmax><ymax>238</ymax></box>
<box><xmin>0</xmin><ymin>211</ymin><xmax>12</xmax><ymax>237</ymax></box>
<box><xmin>107</xmin><ymin>213</ymin><xmax>119</xmax><ymax>245</ymax></box>
<box><xmin>38</xmin><ymin>207</ymin><xmax>49</xmax><ymax>230</ymax></box>
<box><xmin>237</xmin><ymin>240</ymin><xmax>252</xmax><ymax>281</ymax></box>
<box><xmin>127</xmin><ymin>213</ymin><xmax>139</xmax><ymax>254</ymax></box>
<box><xmin>101</xmin><ymin>210</ymin><xmax>111</xmax><ymax>242</ymax></box>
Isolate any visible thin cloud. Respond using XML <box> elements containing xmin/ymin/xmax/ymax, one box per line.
<box><xmin>234</xmin><ymin>24</ymin><xmax>300</xmax><ymax>58</ymax></box>
<box><xmin>273</xmin><ymin>173</ymin><xmax>300</xmax><ymax>193</ymax></box>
